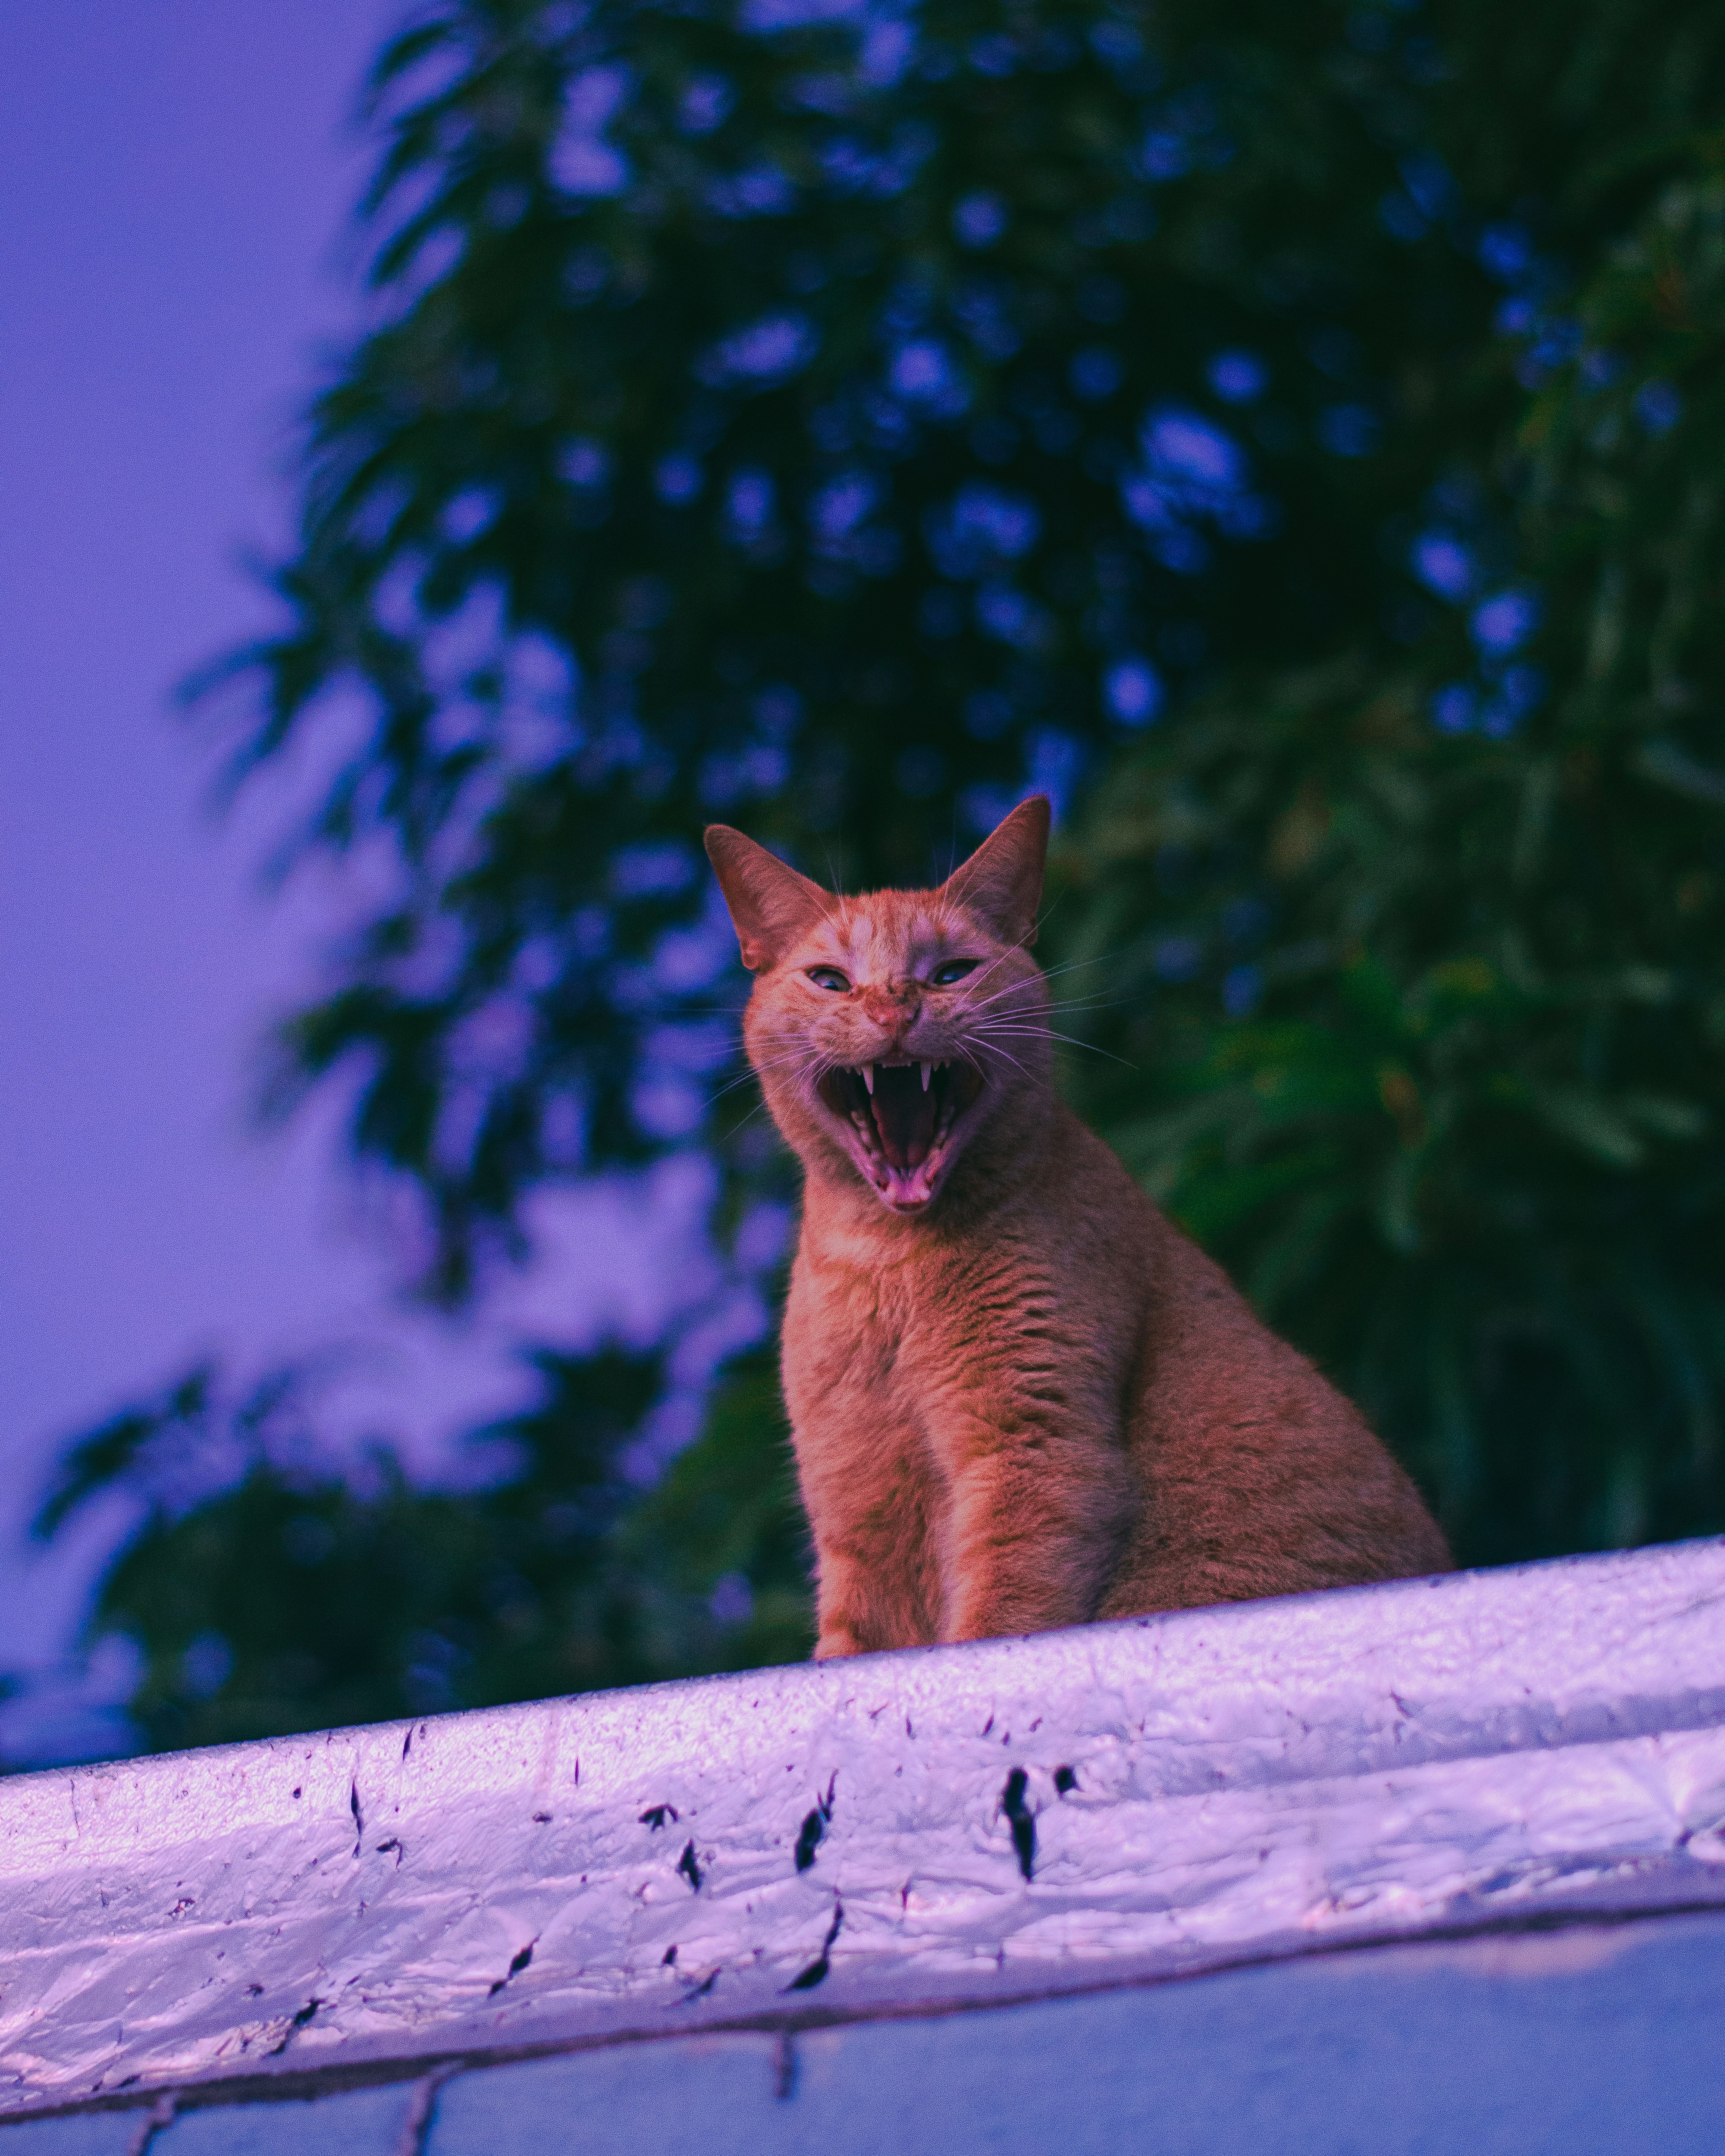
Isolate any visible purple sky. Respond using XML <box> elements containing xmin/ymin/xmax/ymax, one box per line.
<box><xmin>0</xmin><ymin>3</ymin><xmax>745</xmax><ymax>1753</ymax></box>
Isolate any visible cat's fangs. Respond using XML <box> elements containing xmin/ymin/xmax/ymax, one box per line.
<box><xmin>856</xmin><ymin>1061</ymin><xmax>937</xmax><ymax>1094</ymax></box>
<box><xmin>814</xmin><ymin>1058</ymin><xmax>986</xmax><ymax>1210</ymax></box>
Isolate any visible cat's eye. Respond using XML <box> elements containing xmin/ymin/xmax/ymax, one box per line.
<box><xmin>931</xmin><ymin>959</ymin><xmax>980</xmax><ymax>987</ymax></box>
<box><xmin>806</xmin><ymin>967</ymin><xmax>851</xmax><ymax>993</ymax></box>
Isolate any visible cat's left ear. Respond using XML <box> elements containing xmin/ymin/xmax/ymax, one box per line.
<box><xmin>704</xmin><ymin>825</ymin><xmax>834</xmax><ymax>971</ymax></box>
<box><xmin>939</xmin><ymin>794</ymin><xmax>1051</xmax><ymax>947</ymax></box>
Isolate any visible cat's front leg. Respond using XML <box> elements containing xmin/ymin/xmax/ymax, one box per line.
<box><xmin>802</xmin><ymin>1454</ymin><xmax>947</xmax><ymax>1655</ymax></box>
<box><xmin>810</xmin><ymin>1551</ymin><xmax>869</xmax><ymax>1658</ymax></box>
<box><xmin>935</xmin><ymin>1412</ymin><xmax>1135</xmax><ymax>1642</ymax></box>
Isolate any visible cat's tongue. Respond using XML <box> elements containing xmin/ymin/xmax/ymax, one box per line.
<box><xmin>869</xmin><ymin>1062</ymin><xmax>938</xmax><ymax>1172</ymax></box>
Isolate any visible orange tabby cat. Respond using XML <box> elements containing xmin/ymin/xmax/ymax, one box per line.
<box><xmin>705</xmin><ymin>796</ymin><xmax>1451</xmax><ymax>1657</ymax></box>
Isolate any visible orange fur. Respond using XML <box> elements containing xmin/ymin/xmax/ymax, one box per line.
<box><xmin>705</xmin><ymin>799</ymin><xmax>1452</xmax><ymax>1657</ymax></box>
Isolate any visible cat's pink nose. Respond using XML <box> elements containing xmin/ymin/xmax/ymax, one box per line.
<box><xmin>859</xmin><ymin>981</ymin><xmax>919</xmax><ymax>1035</ymax></box>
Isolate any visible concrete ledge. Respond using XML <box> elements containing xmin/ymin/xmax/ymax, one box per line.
<box><xmin>4</xmin><ymin>1538</ymin><xmax>1725</xmax><ymax>2118</ymax></box>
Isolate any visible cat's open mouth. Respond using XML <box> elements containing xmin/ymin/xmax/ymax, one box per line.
<box><xmin>815</xmin><ymin>1058</ymin><xmax>986</xmax><ymax>1213</ymax></box>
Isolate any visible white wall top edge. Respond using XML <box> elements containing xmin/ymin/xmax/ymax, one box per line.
<box><xmin>4</xmin><ymin>1538</ymin><xmax>1725</xmax><ymax>2118</ymax></box>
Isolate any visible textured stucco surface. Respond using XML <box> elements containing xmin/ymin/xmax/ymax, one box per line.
<box><xmin>3</xmin><ymin>1539</ymin><xmax>1725</xmax><ymax>2119</ymax></box>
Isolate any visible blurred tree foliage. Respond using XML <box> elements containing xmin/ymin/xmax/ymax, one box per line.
<box><xmin>1063</xmin><ymin>98</ymin><xmax>1725</xmax><ymax>1564</ymax></box>
<box><xmin>33</xmin><ymin>1348</ymin><xmax>809</xmax><ymax>1751</ymax></box>
<box><xmin>204</xmin><ymin>0</ymin><xmax>1519</xmax><ymax>1290</ymax></box>
<box><xmin>22</xmin><ymin>0</ymin><xmax>1725</xmax><ymax>1755</ymax></box>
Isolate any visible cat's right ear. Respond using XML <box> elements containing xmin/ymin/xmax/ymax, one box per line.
<box><xmin>703</xmin><ymin>826</ymin><xmax>833</xmax><ymax>972</ymax></box>
<box><xmin>939</xmin><ymin>793</ymin><xmax>1051</xmax><ymax>947</ymax></box>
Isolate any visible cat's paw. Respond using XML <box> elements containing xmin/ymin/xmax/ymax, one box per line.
<box><xmin>813</xmin><ymin>1625</ymin><xmax>863</xmax><ymax>1660</ymax></box>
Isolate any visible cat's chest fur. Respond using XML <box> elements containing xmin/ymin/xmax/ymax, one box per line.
<box><xmin>779</xmin><ymin>1183</ymin><xmax>1148</xmax><ymax>1650</ymax></box>
<box><xmin>780</xmin><ymin>1233</ymin><xmax>979</xmax><ymax>1648</ymax></box>
<box><xmin>784</xmin><ymin>1231</ymin><xmax>1005</xmax><ymax>1423</ymax></box>
<box><xmin>784</xmin><ymin>1207</ymin><xmax>1124</xmax><ymax>1429</ymax></box>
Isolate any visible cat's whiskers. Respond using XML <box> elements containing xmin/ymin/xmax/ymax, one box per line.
<box><xmin>956</xmin><ymin>951</ymin><xmax>1109</xmax><ymax>1018</ymax></box>
<box><xmin>1015</xmin><ymin>996</ymin><xmax>1123</xmax><ymax>1022</ymax></box>
<box><xmin>969</xmin><ymin>1011</ymin><xmax>1118</xmax><ymax>1035</ymax></box>
<box><xmin>706</xmin><ymin>1033</ymin><xmax>843</xmax><ymax>1111</ymax></box>
<box><xmin>704</xmin><ymin>1038</ymin><xmax>830</xmax><ymax>1103</ymax></box>
<box><xmin>706</xmin><ymin>1069</ymin><xmax>763</xmax><ymax>1105</ymax></box>
<box><xmin>722</xmin><ymin>1040</ymin><xmax>844</xmax><ymax>1131</ymax></box>
<box><xmin>968</xmin><ymin>1037</ymin><xmax>1035</xmax><ymax>1083</ymax></box>
<box><xmin>967</xmin><ymin>1021</ymin><xmax>1136</xmax><ymax>1069</ymax></box>
<box><xmin>966</xmin><ymin>950</ymin><xmax>1105</xmax><ymax>1000</ymax></box>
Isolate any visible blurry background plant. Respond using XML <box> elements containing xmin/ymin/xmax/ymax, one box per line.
<box><xmin>22</xmin><ymin>0</ymin><xmax>1725</xmax><ymax>1756</ymax></box>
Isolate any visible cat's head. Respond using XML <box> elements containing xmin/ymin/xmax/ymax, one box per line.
<box><xmin>705</xmin><ymin>797</ymin><xmax>1051</xmax><ymax>1216</ymax></box>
